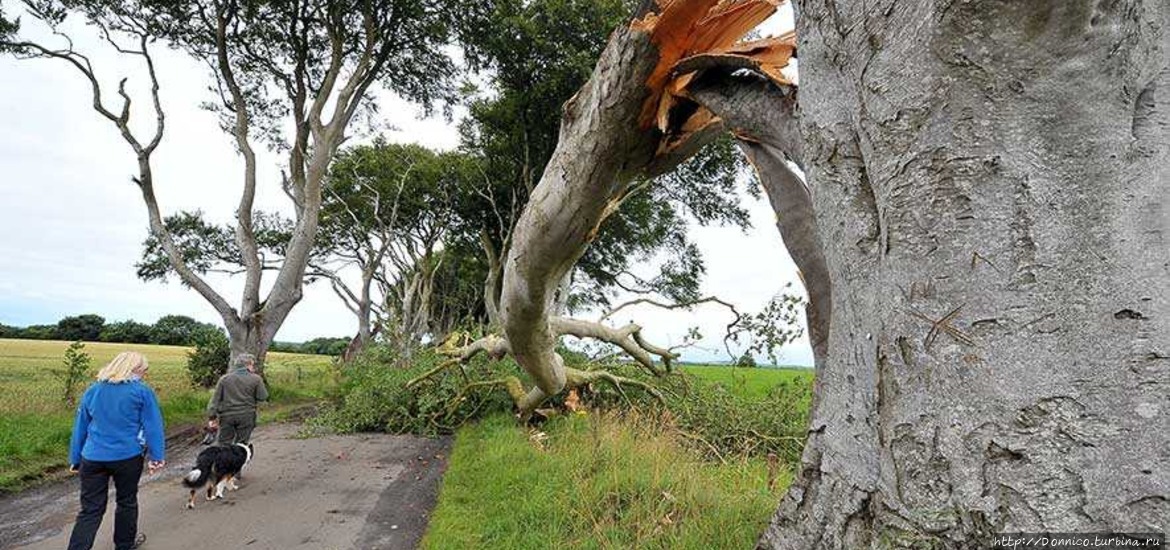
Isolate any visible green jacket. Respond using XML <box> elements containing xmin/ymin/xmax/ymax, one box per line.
<box><xmin>207</xmin><ymin>368</ymin><xmax>268</xmax><ymax>419</ymax></box>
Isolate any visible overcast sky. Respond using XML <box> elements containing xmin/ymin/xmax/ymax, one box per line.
<box><xmin>0</xmin><ymin>3</ymin><xmax>811</xmax><ymax>366</ymax></box>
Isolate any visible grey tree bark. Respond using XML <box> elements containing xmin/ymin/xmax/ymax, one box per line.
<box><xmin>481</xmin><ymin>229</ymin><xmax>506</xmax><ymax>328</ymax></box>
<box><xmin>760</xmin><ymin>1</ymin><xmax>1170</xmax><ymax>547</ymax></box>
<box><xmin>499</xmin><ymin>17</ymin><xmax>665</xmax><ymax>410</ymax></box>
<box><xmin>689</xmin><ymin>75</ymin><xmax>832</xmax><ymax>370</ymax></box>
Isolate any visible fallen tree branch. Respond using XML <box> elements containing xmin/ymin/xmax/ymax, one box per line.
<box><xmin>550</xmin><ymin>317</ymin><xmax>677</xmax><ymax>375</ymax></box>
<box><xmin>601</xmin><ymin>295</ymin><xmax>746</xmax><ymax>360</ymax></box>
<box><xmin>498</xmin><ymin>0</ymin><xmax>794</xmax><ymax>416</ymax></box>
<box><xmin>565</xmin><ymin>367</ymin><xmax>666</xmax><ymax>407</ymax></box>
<box><xmin>406</xmin><ymin>317</ymin><xmax>676</xmax><ymax>419</ymax></box>
<box><xmin>405</xmin><ymin>334</ymin><xmax>509</xmax><ymax>389</ymax></box>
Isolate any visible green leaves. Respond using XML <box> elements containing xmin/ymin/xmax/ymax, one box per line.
<box><xmin>456</xmin><ymin>0</ymin><xmax>754</xmax><ymax>312</ymax></box>
<box><xmin>54</xmin><ymin>341</ymin><xmax>91</xmax><ymax>407</ymax></box>
<box><xmin>0</xmin><ymin>6</ymin><xmax>22</xmax><ymax>52</ymax></box>
<box><xmin>186</xmin><ymin>327</ymin><xmax>229</xmax><ymax>388</ymax></box>
<box><xmin>56</xmin><ymin>314</ymin><xmax>105</xmax><ymax>342</ymax></box>
<box><xmin>730</xmin><ymin>285</ymin><xmax>805</xmax><ymax>367</ymax></box>
<box><xmin>320</xmin><ymin>140</ymin><xmax>460</xmax><ymax>253</ymax></box>
<box><xmin>136</xmin><ymin>210</ymin><xmax>293</xmax><ymax>282</ymax></box>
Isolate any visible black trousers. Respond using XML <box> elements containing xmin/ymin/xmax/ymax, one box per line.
<box><xmin>67</xmin><ymin>455</ymin><xmax>144</xmax><ymax>550</ymax></box>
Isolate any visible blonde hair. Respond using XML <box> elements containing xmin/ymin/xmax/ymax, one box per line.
<box><xmin>96</xmin><ymin>351</ymin><xmax>149</xmax><ymax>383</ymax></box>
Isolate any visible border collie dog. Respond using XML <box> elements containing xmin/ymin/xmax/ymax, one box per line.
<box><xmin>182</xmin><ymin>443</ymin><xmax>253</xmax><ymax>509</ymax></box>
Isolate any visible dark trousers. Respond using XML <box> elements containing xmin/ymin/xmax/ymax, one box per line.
<box><xmin>67</xmin><ymin>455</ymin><xmax>144</xmax><ymax>550</ymax></box>
<box><xmin>215</xmin><ymin>412</ymin><xmax>257</xmax><ymax>445</ymax></box>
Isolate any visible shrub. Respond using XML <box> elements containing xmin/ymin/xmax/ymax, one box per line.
<box><xmin>313</xmin><ymin>344</ymin><xmax>812</xmax><ymax>466</ymax></box>
<box><xmin>186</xmin><ymin>328</ymin><xmax>230</xmax><ymax>388</ymax></box>
<box><xmin>269</xmin><ymin>341</ymin><xmax>303</xmax><ymax>353</ymax></box>
<box><xmin>301</xmin><ymin>337</ymin><xmax>350</xmax><ymax>356</ymax></box>
<box><xmin>151</xmin><ymin>315</ymin><xmax>218</xmax><ymax>346</ymax></box>
<box><xmin>310</xmin><ymin>345</ymin><xmax>520</xmax><ymax>436</ymax></box>
<box><xmin>269</xmin><ymin>337</ymin><xmax>350</xmax><ymax>355</ymax></box>
<box><xmin>53</xmin><ymin>341</ymin><xmax>92</xmax><ymax>407</ymax></box>
<box><xmin>20</xmin><ymin>325</ymin><xmax>59</xmax><ymax>340</ymax></box>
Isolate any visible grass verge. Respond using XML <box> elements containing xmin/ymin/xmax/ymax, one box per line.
<box><xmin>313</xmin><ymin>346</ymin><xmax>814</xmax><ymax>547</ymax></box>
<box><xmin>422</xmin><ymin>412</ymin><xmax>787</xmax><ymax>550</ymax></box>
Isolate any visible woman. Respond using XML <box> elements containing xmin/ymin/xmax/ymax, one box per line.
<box><xmin>67</xmin><ymin>351</ymin><xmax>166</xmax><ymax>550</ymax></box>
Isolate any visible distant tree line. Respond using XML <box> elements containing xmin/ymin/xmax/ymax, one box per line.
<box><xmin>0</xmin><ymin>314</ymin><xmax>346</xmax><ymax>356</ymax></box>
<box><xmin>269</xmin><ymin>338</ymin><xmax>350</xmax><ymax>357</ymax></box>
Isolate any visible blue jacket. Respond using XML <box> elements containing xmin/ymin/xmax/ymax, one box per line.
<box><xmin>69</xmin><ymin>380</ymin><xmax>166</xmax><ymax>465</ymax></box>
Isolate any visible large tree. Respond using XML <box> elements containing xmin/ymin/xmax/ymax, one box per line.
<box><xmin>56</xmin><ymin>314</ymin><xmax>105</xmax><ymax>341</ymax></box>
<box><xmin>759</xmin><ymin>1</ymin><xmax>1170</xmax><ymax>546</ymax></box>
<box><xmin>453</xmin><ymin>0</ymin><xmax>753</xmax><ymax>327</ymax></box>
<box><xmin>0</xmin><ymin>0</ymin><xmax>453</xmax><ymax>369</ymax></box>
<box><xmin>487</xmin><ymin>0</ymin><xmax>1169</xmax><ymax>546</ymax></box>
<box><xmin>482</xmin><ymin>0</ymin><xmax>798</xmax><ymax>412</ymax></box>
<box><xmin>314</xmin><ymin>140</ymin><xmax>468</xmax><ymax>352</ymax></box>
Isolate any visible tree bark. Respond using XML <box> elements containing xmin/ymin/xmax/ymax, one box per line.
<box><xmin>226</xmin><ymin>319</ymin><xmax>272</xmax><ymax>374</ymax></box>
<box><xmin>760</xmin><ymin>1</ymin><xmax>1170</xmax><ymax>547</ymax></box>
<box><xmin>481</xmin><ymin>229</ymin><xmax>505</xmax><ymax>328</ymax></box>
<box><xmin>743</xmin><ymin>145</ymin><xmax>831</xmax><ymax>369</ymax></box>
<box><xmin>552</xmin><ymin>268</ymin><xmax>574</xmax><ymax>316</ymax></box>
<box><xmin>499</xmin><ymin>18</ymin><xmax>664</xmax><ymax>408</ymax></box>
<box><xmin>357</xmin><ymin>281</ymin><xmax>374</xmax><ymax>347</ymax></box>
<box><xmin>689</xmin><ymin>76</ymin><xmax>832</xmax><ymax>370</ymax></box>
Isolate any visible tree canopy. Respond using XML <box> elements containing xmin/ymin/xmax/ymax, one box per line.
<box><xmin>1</xmin><ymin>0</ymin><xmax>462</xmax><ymax>366</ymax></box>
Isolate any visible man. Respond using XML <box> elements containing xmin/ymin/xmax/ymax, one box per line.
<box><xmin>206</xmin><ymin>354</ymin><xmax>268</xmax><ymax>446</ymax></box>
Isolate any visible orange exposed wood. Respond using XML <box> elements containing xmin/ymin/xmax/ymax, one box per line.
<box><xmin>656</xmin><ymin>73</ymin><xmax>695</xmax><ymax>132</ymax></box>
<box><xmin>633</xmin><ymin>0</ymin><xmax>796</xmax><ymax>157</ymax></box>
<box><xmin>654</xmin><ymin>105</ymin><xmax>722</xmax><ymax>159</ymax></box>
<box><xmin>633</xmin><ymin>0</ymin><xmax>781</xmax><ymax>128</ymax></box>
<box><xmin>632</xmin><ymin>0</ymin><xmax>724</xmax><ymax>130</ymax></box>
<box><xmin>720</xmin><ymin>33</ymin><xmax>797</xmax><ymax>84</ymax></box>
<box><xmin>690</xmin><ymin>0</ymin><xmax>781</xmax><ymax>55</ymax></box>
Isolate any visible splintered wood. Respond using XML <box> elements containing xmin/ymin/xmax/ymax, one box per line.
<box><xmin>632</xmin><ymin>0</ymin><xmax>796</xmax><ymax>155</ymax></box>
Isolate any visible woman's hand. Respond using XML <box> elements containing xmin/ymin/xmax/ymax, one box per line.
<box><xmin>69</xmin><ymin>464</ymin><xmax>79</xmax><ymax>473</ymax></box>
<box><xmin>147</xmin><ymin>460</ymin><xmax>166</xmax><ymax>474</ymax></box>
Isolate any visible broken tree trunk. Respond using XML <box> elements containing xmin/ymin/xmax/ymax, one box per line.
<box><xmin>758</xmin><ymin>1</ymin><xmax>1170</xmax><ymax>547</ymax></box>
<box><xmin>500</xmin><ymin>0</ymin><xmax>796</xmax><ymax>415</ymax></box>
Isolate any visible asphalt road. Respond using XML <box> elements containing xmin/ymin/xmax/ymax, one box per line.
<box><xmin>1</xmin><ymin>423</ymin><xmax>451</xmax><ymax>550</ymax></box>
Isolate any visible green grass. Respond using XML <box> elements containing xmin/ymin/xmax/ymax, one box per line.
<box><xmin>682</xmin><ymin>365</ymin><xmax>813</xmax><ymax>400</ymax></box>
<box><xmin>419</xmin><ymin>364</ymin><xmax>813</xmax><ymax>549</ymax></box>
<box><xmin>0</xmin><ymin>338</ymin><xmax>335</xmax><ymax>492</ymax></box>
<box><xmin>422</xmin><ymin>413</ymin><xmax>788</xmax><ymax>550</ymax></box>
